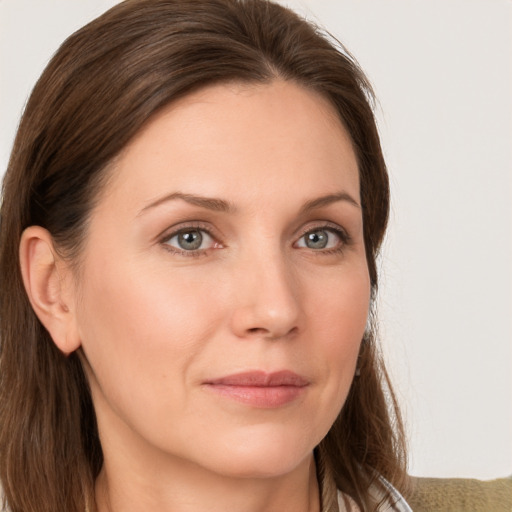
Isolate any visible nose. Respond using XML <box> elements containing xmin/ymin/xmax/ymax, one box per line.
<box><xmin>229</xmin><ymin>250</ymin><xmax>301</xmax><ymax>341</ymax></box>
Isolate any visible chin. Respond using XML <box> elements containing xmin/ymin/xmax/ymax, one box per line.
<box><xmin>210</xmin><ymin>449</ymin><xmax>311</xmax><ymax>480</ymax></box>
<box><xmin>194</xmin><ymin>425</ymin><xmax>319</xmax><ymax>479</ymax></box>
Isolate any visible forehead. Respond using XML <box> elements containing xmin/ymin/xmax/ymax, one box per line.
<box><xmin>97</xmin><ymin>80</ymin><xmax>360</xmax><ymax>214</ymax></box>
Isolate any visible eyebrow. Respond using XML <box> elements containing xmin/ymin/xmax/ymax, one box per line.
<box><xmin>138</xmin><ymin>192</ymin><xmax>235</xmax><ymax>216</ymax></box>
<box><xmin>299</xmin><ymin>192</ymin><xmax>361</xmax><ymax>213</ymax></box>
<box><xmin>138</xmin><ymin>190</ymin><xmax>360</xmax><ymax>217</ymax></box>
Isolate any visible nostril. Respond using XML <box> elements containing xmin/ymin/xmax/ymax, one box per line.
<box><xmin>247</xmin><ymin>327</ymin><xmax>265</xmax><ymax>334</ymax></box>
<box><xmin>246</xmin><ymin>325</ymin><xmax>298</xmax><ymax>340</ymax></box>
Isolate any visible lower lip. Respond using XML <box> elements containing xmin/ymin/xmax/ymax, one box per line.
<box><xmin>203</xmin><ymin>384</ymin><xmax>307</xmax><ymax>408</ymax></box>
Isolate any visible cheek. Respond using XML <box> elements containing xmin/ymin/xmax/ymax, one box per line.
<box><xmin>304</xmin><ymin>263</ymin><xmax>370</xmax><ymax>406</ymax></box>
<box><xmin>75</xmin><ymin>255</ymin><xmax>223</xmax><ymax>416</ymax></box>
<box><xmin>308</xmin><ymin>262</ymin><xmax>370</xmax><ymax>345</ymax></box>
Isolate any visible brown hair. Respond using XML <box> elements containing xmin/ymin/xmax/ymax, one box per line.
<box><xmin>0</xmin><ymin>1</ymin><xmax>407</xmax><ymax>510</ymax></box>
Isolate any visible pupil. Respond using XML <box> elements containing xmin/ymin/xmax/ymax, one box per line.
<box><xmin>178</xmin><ymin>230</ymin><xmax>202</xmax><ymax>250</ymax></box>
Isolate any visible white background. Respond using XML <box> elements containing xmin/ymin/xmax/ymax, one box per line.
<box><xmin>1</xmin><ymin>0</ymin><xmax>511</xmax><ymax>480</ymax></box>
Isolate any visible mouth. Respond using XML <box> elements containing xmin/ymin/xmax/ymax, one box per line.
<box><xmin>202</xmin><ymin>370</ymin><xmax>310</xmax><ymax>408</ymax></box>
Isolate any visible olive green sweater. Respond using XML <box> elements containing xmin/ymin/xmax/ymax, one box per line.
<box><xmin>407</xmin><ymin>476</ymin><xmax>512</xmax><ymax>512</ymax></box>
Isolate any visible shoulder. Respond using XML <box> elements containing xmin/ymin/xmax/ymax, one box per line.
<box><xmin>407</xmin><ymin>475</ymin><xmax>512</xmax><ymax>512</ymax></box>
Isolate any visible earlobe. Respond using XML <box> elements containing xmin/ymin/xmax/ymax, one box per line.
<box><xmin>19</xmin><ymin>226</ymin><xmax>81</xmax><ymax>355</ymax></box>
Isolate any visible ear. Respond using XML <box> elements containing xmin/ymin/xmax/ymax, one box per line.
<box><xmin>19</xmin><ymin>226</ymin><xmax>81</xmax><ymax>355</ymax></box>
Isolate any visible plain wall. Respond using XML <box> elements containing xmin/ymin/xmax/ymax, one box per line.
<box><xmin>1</xmin><ymin>0</ymin><xmax>511</xmax><ymax>479</ymax></box>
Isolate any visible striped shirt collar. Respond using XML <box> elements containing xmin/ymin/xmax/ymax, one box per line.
<box><xmin>317</xmin><ymin>449</ymin><xmax>412</xmax><ymax>512</ymax></box>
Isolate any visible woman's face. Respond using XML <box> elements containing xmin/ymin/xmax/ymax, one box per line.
<box><xmin>73</xmin><ymin>80</ymin><xmax>370</xmax><ymax>479</ymax></box>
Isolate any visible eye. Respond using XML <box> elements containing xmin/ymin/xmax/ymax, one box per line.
<box><xmin>163</xmin><ymin>228</ymin><xmax>218</xmax><ymax>253</ymax></box>
<box><xmin>295</xmin><ymin>227</ymin><xmax>345</xmax><ymax>251</ymax></box>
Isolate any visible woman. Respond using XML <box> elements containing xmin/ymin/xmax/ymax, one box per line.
<box><xmin>0</xmin><ymin>1</ymin><xmax>410</xmax><ymax>511</ymax></box>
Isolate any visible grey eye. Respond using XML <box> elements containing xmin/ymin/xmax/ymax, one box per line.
<box><xmin>304</xmin><ymin>230</ymin><xmax>329</xmax><ymax>249</ymax></box>
<box><xmin>165</xmin><ymin>229</ymin><xmax>215</xmax><ymax>252</ymax></box>
<box><xmin>296</xmin><ymin>228</ymin><xmax>342</xmax><ymax>250</ymax></box>
<box><xmin>177</xmin><ymin>230</ymin><xmax>203</xmax><ymax>250</ymax></box>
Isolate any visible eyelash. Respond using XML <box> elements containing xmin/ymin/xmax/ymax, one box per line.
<box><xmin>159</xmin><ymin>222</ymin><xmax>351</xmax><ymax>257</ymax></box>
<box><xmin>159</xmin><ymin>222</ymin><xmax>218</xmax><ymax>258</ymax></box>
<box><xmin>295</xmin><ymin>223</ymin><xmax>352</xmax><ymax>255</ymax></box>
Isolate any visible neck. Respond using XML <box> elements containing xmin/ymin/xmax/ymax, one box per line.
<box><xmin>95</xmin><ymin>451</ymin><xmax>320</xmax><ymax>512</ymax></box>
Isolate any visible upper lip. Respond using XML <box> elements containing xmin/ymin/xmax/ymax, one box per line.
<box><xmin>204</xmin><ymin>370</ymin><xmax>309</xmax><ymax>387</ymax></box>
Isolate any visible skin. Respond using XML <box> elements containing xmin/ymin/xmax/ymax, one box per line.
<box><xmin>21</xmin><ymin>80</ymin><xmax>370</xmax><ymax>512</ymax></box>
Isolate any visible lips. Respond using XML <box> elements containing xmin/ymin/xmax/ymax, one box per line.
<box><xmin>202</xmin><ymin>370</ymin><xmax>309</xmax><ymax>408</ymax></box>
